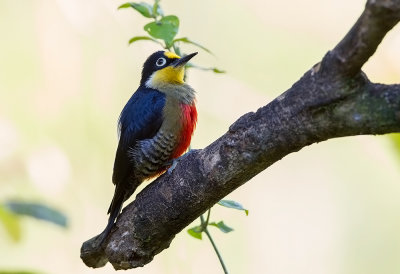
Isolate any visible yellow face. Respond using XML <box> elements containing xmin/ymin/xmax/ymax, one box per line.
<box><xmin>151</xmin><ymin>52</ymin><xmax>184</xmax><ymax>84</ymax></box>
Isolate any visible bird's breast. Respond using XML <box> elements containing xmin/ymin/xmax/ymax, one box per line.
<box><xmin>172</xmin><ymin>103</ymin><xmax>197</xmax><ymax>158</ymax></box>
<box><xmin>130</xmin><ymin>101</ymin><xmax>197</xmax><ymax>179</ymax></box>
<box><xmin>161</xmin><ymin>96</ymin><xmax>197</xmax><ymax>159</ymax></box>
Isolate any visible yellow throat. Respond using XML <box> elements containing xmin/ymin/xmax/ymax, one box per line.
<box><xmin>152</xmin><ymin>66</ymin><xmax>185</xmax><ymax>85</ymax></box>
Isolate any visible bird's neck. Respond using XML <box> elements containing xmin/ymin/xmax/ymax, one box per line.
<box><xmin>144</xmin><ymin>82</ymin><xmax>196</xmax><ymax>105</ymax></box>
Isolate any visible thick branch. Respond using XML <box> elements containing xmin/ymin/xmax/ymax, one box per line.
<box><xmin>81</xmin><ymin>0</ymin><xmax>400</xmax><ymax>270</ymax></box>
<box><xmin>321</xmin><ymin>0</ymin><xmax>400</xmax><ymax>77</ymax></box>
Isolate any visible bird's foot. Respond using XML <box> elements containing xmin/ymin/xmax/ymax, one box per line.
<box><xmin>167</xmin><ymin>159</ymin><xmax>178</xmax><ymax>174</ymax></box>
<box><xmin>166</xmin><ymin>149</ymin><xmax>198</xmax><ymax>174</ymax></box>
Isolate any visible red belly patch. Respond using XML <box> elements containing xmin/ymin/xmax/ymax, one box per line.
<box><xmin>172</xmin><ymin>103</ymin><xmax>197</xmax><ymax>158</ymax></box>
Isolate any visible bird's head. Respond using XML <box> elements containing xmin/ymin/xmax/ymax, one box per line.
<box><xmin>141</xmin><ymin>51</ymin><xmax>197</xmax><ymax>88</ymax></box>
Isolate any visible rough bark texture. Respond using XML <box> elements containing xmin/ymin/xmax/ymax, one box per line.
<box><xmin>81</xmin><ymin>0</ymin><xmax>400</xmax><ymax>270</ymax></box>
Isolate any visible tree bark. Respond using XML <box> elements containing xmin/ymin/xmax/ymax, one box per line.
<box><xmin>81</xmin><ymin>0</ymin><xmax>400</xmax><ymax>270</ymax></box>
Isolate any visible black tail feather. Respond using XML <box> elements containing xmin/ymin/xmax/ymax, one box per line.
<box><xmin>99</xmin><ymin>204</ymin><xmax>121</xmax><ymax>244</ymax></box>
<box><xmin>100</xmin><ymin>178</ymin><xmax>139</xmax><ymax>245</ymax></box>
<box><xmin>99</xmin><ymin>185</ymin><xmax>126</xmax><ymax>244</ymax></box>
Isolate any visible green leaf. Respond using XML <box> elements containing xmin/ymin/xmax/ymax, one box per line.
<box><xmin>186</xmin><ymin>63</ymin><xmax>226</xmax><ymax>74</ymax></box>
<box><xmin>211</xmin><ymin>68</ymin><xmax>226</xmax><ymax>73</ymax></box>
<box><xmin>144</xmin><ymin>15</ymin><xmax>179</xmax><ymax>47</ymax></box>
<box><xmin>5</xmin><ymin>201</ymin><xmax>67</xmax><ymax>228</ymax></box>
<box><xmin>218</xmin><ymin>200</ymin><xmax>248</xmax><ymax>215</ymax></box>
<box><xmin>152</xmin><ymin>0</ymin><xmax>163</xmax><ymax>17</ymax></box>
<box><xmin>173</xmin><ymin>37</ymin><xmax>213</xmax><ymax>55</ymax></box>
<box><xmin>209</xmin><ymin>221</ymin><xmax>234</xmax><ymax>233</ymax></box>
<box><xmin>118</xmin><ymin>2</ymin><xmax>154</xmax><ymax>18</ymax></box>
<box><xmin>187</xmin><ymin>225</ymin><xmax>203</xmax><ymax>240</ymax></box>
<box><xmin>391</xmin><ymin>134</ymin><xmax>400</xmax><ymax>155</ymax></box>
<box><xmin>0</xmin><ymin>205</ymin><xmax>21</xmax><ymax>242</ymax></box>
<box><xmin>128</xmin><ymin>36</ymin><xmax>164</xmax><ymax>47</ymax></box>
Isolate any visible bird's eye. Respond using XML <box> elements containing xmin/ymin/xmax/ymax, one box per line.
<box><xmin>156</xmin><ymin>57</ymin><xmax>167</xmax><ymax>67</ymax></box>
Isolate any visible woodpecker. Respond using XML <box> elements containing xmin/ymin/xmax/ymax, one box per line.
<box><xmin>102</xmin><ymin>51</ymin><xmax>198</xmax><ymax>239</ymax></box>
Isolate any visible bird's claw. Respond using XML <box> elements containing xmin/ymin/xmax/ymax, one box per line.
<box><xmin>167</xmin><ymin>159</ymin><xmax>178</xmax><ymax>174</ymax></box>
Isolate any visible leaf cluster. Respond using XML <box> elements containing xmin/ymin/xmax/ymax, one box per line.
<box><xmin>119</xmin><ymin>0</ymin><xmax>224</xmax><ymax>74</ymax></box>
<box><xmin>187</xmin><ymin>200</ymin><xmax>248</xmax><ymax>240</ymax></box>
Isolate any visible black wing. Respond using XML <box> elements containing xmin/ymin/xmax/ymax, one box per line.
<box><xmin>112</xmin><ymin>88</ymin><xmax>166</xmax><ymax>187</ymax></box>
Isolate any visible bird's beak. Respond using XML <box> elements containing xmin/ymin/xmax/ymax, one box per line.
<box><xmin>172</xmin><ymin>52</ymin><xmax>198</xmax><ymax>67</ymax></box>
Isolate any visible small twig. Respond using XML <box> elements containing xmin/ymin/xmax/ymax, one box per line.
<box><xmin>205</xmin><ymin>208</ymin><xmax>211</xmax><ymax>226</ymax></box>
<box><xmin>200</xmin><ymin>213</ymin><xmax>229</xmax><ymax>274</ymax></box>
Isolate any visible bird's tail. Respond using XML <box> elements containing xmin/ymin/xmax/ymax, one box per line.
<box><xmin>100</xmin><ymin>181</ymin><xmax>138</xmax><ymax>243</ymax></box>
<box><xmin>99</xmin><ymin>184</ymin><xmax>126</xmax><ymax>243</ymax></box>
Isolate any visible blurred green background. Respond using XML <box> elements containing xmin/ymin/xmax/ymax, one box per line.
<box><xmin>1</xmin><ymin>0</ymin><xmax>400</xmax><ymax>273</ymax></box>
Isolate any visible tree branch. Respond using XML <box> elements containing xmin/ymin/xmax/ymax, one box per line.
<box><xmin>321</xmin><ymin>0</ymin><xmax>400</xmax><ymax>77</ymax></box>
<box><xmin>81</xmin><ymin>0</ymin><xmax>400</xmax><ymax>270</ymax></box>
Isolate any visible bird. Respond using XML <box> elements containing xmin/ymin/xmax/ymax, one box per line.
<box><xmin>101</xmin><ymin>50</ymin><xmax>198</xmax><ymax>241</ymax></box>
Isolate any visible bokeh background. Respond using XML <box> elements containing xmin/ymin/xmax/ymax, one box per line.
<box><xmin>1</xmin><ymin>0</ymin><xmax>400</xmax><ymax>273</ymax></box>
